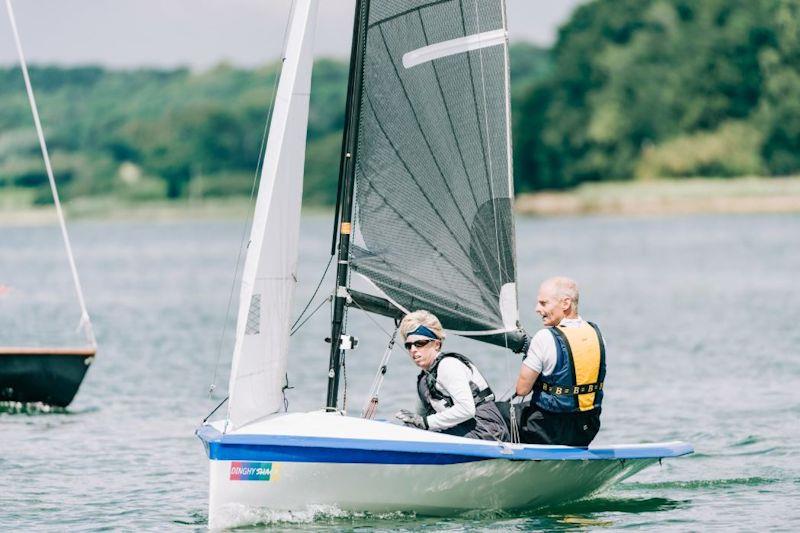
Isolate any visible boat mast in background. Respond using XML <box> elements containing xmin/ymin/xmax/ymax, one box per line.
<box><xmin>4</xmin><ymin>0</ymin><xmax>96</xmax><ymax>348</ymax></box>
<box><xmin>1</xmin><ymin>0</ymin><xmax>96</xmax><ymax>407</ymax></box>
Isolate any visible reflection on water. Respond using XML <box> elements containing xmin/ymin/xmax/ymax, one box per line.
<box><xmin>2</xmin><ymin>213</ymin><xmax>800</xmax><ymax>531</ymax></box>
<box><xmin>541</xmin><ymin>496</ymin><xmax>685</xmax><ymax>515</ymax></box>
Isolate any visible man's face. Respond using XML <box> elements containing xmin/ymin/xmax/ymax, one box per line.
<box><xmin>536</xmin><ymin>283</ymin><xmax>568</xmax><ymax>327</ymax></box>
<box><xmin>405</xmin><ymin>335</ymin><xmax>441</xmax><ymax>370</ymax></box>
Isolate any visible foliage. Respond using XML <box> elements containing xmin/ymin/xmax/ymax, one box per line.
<box><xmin>516</xmin><ymin>0</ymin><xmax>800</xmax><ymax>189</ymax></box>
<box><xmin>5</xmin><ymin>0</ymin><xmax>797</xmax><ymax>205</ymax></box>
<box><xmin>0</xmin><ymin>44</ymin><xmax>549</xmax><ymax>205</ymax></box>
<box><xmin>635</xmin><ymin>121</ymin><xmax>764</xmax><ymax>178</ymax></box>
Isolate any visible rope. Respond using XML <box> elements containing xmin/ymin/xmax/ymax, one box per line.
<box><xmin>362</xmin><ymin>327</ymin><xmax>398</xmax><ymax>419</ymax></box>
<box><xmin>342</xmin><ymin>351</ymin><xmax>347</xmax><ymax>412</ymax></box>
<box><xmin>496</xmin><ymin>383</ymin><xmax>524</xmax><ymax>444</ymax></box>
<box><xmin>509</xmin><ymin>401</ymin><xmax>520</xmax><ymax>443</ymax></box>
<box><xmin>6</xmin><ymin>0</ymin><xmax>96</xmax><ymax>348</ymax></box>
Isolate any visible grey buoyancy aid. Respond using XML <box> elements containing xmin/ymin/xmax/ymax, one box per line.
<box><xmin>416</xmin><ymin>352</ymin><xmax>495</xmax><ymax>415</ymax></box>
<box><xmin>533</xmin><ymin>322</ymin><xmax>606</xmax><ymax>413</ymax></box>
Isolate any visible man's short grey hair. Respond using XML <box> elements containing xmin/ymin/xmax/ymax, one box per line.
<box><xmin>544</xmin><ymin>276</ymin><xmax>579</xmax><ymax>311</ymax></box>
<box><xmin>399</xmin><ymin>310</ymin><xmax>446</xmax><ymax>341</ymax></box>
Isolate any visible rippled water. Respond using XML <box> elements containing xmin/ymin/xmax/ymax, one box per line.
<box><xmin>1</xmin><ymin>213</ymin><xmax>799</xmax><ymax>531</ymax></box>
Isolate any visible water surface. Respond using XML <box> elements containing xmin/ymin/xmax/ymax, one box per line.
<box><xmin>1</xmin><ymin>213</ymin><xmax>799</xmax><ymax>530</ymax></box>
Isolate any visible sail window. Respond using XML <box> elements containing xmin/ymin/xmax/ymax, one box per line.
<box><xmin>402</xmin><ymin>28</ymin><xmax>507</xmax><ymax>69</ymax></box>
<box><xmin>245</xmin><ymin>294</ymin><xmax>261</xmax><ymax>335</ymax></box>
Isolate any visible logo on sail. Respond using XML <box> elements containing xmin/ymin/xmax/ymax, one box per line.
<box><xmin>229</xmin><ymin>461</ymin><xmax>276</xmax><ymax>481</ymax></box>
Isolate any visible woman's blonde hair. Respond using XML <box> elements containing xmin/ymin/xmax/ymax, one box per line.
<box><xmin>399</xmin><ymin>310</ymin><xmax>445</xmax><ymax>341</ymax></box>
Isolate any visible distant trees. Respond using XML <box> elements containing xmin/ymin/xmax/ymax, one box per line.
<box><xmin>515</xmin><ymin>0</ymin><xmax>800</xmax><ymax>190</ymax></box>
<box><xmin>0</xmin><ymin>46</ymin><xmax>549</xmax><ymax>205</ymax></box>
<box><xmin>4</xmin><ymin>0</ymin><xmax>797</xmax><ymax>206</ymax></box>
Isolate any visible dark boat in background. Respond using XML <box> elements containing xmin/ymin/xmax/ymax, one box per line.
<box><xmin>0</xmin><ymin>348</ymin><xmax>95</xmax><ymax>407</ymax></box>
<box><xmin>1</xmin><ymin>2</ymin><xmax>97</xmax><ymax>408</ymax></box>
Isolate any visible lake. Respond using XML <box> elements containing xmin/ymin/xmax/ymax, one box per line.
<box><xmin>1</xmin><ymin>212</ymin><xmax>799</xmax><ymax>530</ymax></box>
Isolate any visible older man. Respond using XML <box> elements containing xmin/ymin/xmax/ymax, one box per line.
<box><xmin>513</xmin><ymin>277</ymin><xmax>605</xmax><ymax>446</ymax></box>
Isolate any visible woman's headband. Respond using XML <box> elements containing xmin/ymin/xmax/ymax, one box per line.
<box><xmin>407</xmin><ymin>325</ymin><xmax>438</xmax><ymax>340</ymax></box>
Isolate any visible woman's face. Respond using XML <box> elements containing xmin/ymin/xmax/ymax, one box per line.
<box><xmin>405</xmin><ymin>334</ymin><xmax>441</xmax><ymax>370</ymax></box>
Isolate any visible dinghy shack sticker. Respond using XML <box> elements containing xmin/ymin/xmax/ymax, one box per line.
<box><xmin>229</xmin><ymin>461</ymin><xmax>279</xmax><ymax>481</ymax></box>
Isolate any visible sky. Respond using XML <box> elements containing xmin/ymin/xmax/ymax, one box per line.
<box><xmin>1</xmin><ymin>0</ymin><xmax>586</xmax><ymax>69</ymax></box>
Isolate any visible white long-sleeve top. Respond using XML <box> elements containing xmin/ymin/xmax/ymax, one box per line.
<box><xmin>416</xmin><ymin>357</ymin><xmax>478</xmax><ymax>431</ymax></box>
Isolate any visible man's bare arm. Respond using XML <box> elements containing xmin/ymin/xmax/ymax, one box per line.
<box><xmin>516</xmin><ymin>365</ymin><xmax>540</xmax><ymax>397</ymax></box>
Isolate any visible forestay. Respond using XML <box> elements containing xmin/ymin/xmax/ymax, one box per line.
<box><xmin>349</xmin><ymin>0</ymin><xmax>519</xmax><ymax>337</ymax></box>
<box><xmin>225</xmin><ymin>0</ymin><xmax>318</xmax><ymax>430</ymax></box>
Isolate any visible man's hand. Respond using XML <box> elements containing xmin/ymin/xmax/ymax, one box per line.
<box><xmin>395</xmin><ymin>409</ymin><xmax>428</xmax><ymax>429</ymax></box>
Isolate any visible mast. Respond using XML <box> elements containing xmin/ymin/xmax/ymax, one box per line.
<box><xmin>5</xmin><ymin>0</ymin><xmax>95</xmax><ymax>348</ymax></box>
<box><xmin>326</xmin><ymin>0</ymin><xmax>370</xmax><ymax>410</ymax></box>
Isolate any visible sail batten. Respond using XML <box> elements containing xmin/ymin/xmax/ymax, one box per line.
<box><xmin>349</xmin><ymin>0</ymin><xmax>518</xmax><ymax>338</ymax></box>
<box><xmin>402</xmin><ymin>28</ymin><xmax>507</xmax><ymax>68</ymax></box>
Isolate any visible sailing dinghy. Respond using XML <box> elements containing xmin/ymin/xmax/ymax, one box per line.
<box><xmin>198</xmin><ymin>0</ymin><xmax>692</xmax><ymax>526</ymax></box>
<box><xmin>0</xmin><ymin>0</ymin><xmax>97</xmax><ymax>407</ymax></box>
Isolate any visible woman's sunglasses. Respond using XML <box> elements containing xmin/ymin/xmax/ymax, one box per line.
<box><xmin>404</xmin><ymin>339</ymin><xmax>435</xmax><ymax>351</ymax></box>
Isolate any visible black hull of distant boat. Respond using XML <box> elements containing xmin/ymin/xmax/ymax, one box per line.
<box><xmin>0</xmin><ymin>349</ymin><xmax>94</xmax><ymax>407</ymax></box>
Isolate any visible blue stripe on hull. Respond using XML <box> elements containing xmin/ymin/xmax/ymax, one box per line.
<box><xmin>207</xmin><ymin>442</ymin><xmax>484</xmax><ymax>464</ymax></box>
<box><xmin>197</xmin><ymin>425</ymin><xmax>693</xmax><ymax>465</ymax></box>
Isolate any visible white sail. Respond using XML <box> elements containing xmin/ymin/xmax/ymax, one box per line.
<box><xmin>226</xmin><ymin>0</ymin><xmax>318</xmax><ymax>430</ymax></box>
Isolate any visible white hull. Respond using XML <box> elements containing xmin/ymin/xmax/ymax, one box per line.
<box><xmin>199</xmin><ymin>412</ymin><xmax>691</xmax><ymax>529</ymax></box>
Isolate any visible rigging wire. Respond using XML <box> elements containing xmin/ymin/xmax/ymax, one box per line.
<box><xmin>290</xmin><ymin>296</ymin><xmax>330</xmax><ymax>336</ymax></box>
<box><xmin>474</xmin><ymin>0</ymin><xmax>522</xmax><ymax>444</ymax></box>
<box><xmin>6</xmin><ymin>0</ymin><xmax>96</xmax><ymax>348</ymax></box>
<box><xmin>291</xmin><ymin>254</ymin><xmax>334</xmax><ymax>331</ymax></box>
<box><xmin>348</xmin><ymin>292</ymin><xmax>396</xmax><ymax>339</ymax></box>
<box><xmin>206</xmin><ymin>5</ymin><xmax>294</xmax><ymax>399</ymax></box>
<box><xmin>202</xmin><ymin>396</ymin><xmax>229</xmax><ymax>424</ymax></box>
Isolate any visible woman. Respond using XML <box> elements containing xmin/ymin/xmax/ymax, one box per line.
<box><xmin>395</xmin><ymin>310</ymin><xmax>509</xmax><ymax>441</ymax></box>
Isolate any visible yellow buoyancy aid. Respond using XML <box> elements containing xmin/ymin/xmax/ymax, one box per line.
<box><xmin>534</xmin><ymin>321</ymin><xmax>605</xmax><ymax>413</ymax></box>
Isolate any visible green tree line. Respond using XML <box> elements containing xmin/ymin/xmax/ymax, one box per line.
<box><xmin>516</xmin><ymin>0</ymin><xmax>800</xmax><ymax>190</ymax></box>
<box><xmin>2</xmin><ymin>0</ymin><xmax>798</xmax><ymax>206</ymax></box>
<box><xmin>0</xmin><ymin>45</ymin><xmax>548</xmax><ymax>206</ymax></box>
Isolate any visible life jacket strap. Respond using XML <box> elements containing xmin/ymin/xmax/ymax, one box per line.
<box><xmin>422</xmin><ymin>352</ymin><xmax>495</xmax><ymax>408</ymax></box>
<box><xmin>474</xmin><ymin>387</ymin><xmax>495</xmax><ymax>406</ymax></box>
<box><xmin>537</xmin><ymin>381</ymin><xmax>604</xmax><ymax>396</ymax></box>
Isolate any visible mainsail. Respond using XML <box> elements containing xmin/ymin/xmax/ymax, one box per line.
<box><xmin>226</xmin><ymin>0</ymin><xmax>318</xmax><ymax>430</ymax></box>
<box><xmin>348</xmin><ymin>0</ymin><xmax>518</xmax><ymax>336</ymax></box>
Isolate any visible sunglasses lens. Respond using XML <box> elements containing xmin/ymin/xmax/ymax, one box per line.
<box><xmin>405</xmin><ymin>339</ymin><xmax>433</xmax><ymax>350</ymax></box>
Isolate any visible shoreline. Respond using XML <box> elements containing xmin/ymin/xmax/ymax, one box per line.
<box><xmin>515</xmin><ymin>176</ymin><xmax>800</xmax><ymax>217</ymax></box>
<box><xmin>2</xmin><ymin>176</ymin><xmax>799</xmax><ymax>226</ymax></box>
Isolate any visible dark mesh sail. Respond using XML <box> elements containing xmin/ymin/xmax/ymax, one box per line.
<box><xmin>350</xmin><ymin>0</ymin><xmax>518</xmax><ymax>334</ymax></box>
